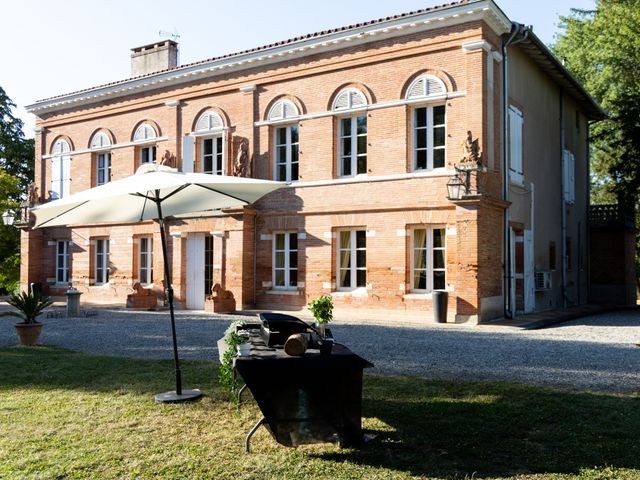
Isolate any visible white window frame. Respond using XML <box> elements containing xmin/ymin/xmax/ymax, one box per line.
<box><xmin>273</xmin><ymin>124</ymin><xmax>299</xmax><ymax>182</ymax></box>
<box><xmin>55</xmin><ymin>240</ymin><xmax>70</xmax><ymax>285</ymax></box>
<box><xmin>338</xmin><ymin>115</ymin><xmax>367</xmax><ymax>178</ymax></box>
<box><xmin>140</xmin><ymin>145</ymin><xmax>156</xmax><ymax>165</ymax></box>
<box><xmin>412</xmin><ymin>104</ymin><xmax>446</xmax><ymax>171</ymax></box>
<box><xmin>201</xmin><ymin>135</ymin><xmax>224</xmax><ymax>175</ymax></box>
<box><xmin>509</xmin><ymin>105</ymin><xmax>524</xmax><ymax>185</ymax></box>
<box><xmin>50</xmin><ymin>139</ymin><xmax>71</xmax><ymax>199</ymax></box>
<box><xmin>272</xmin><ymin>232</ymin><xmax>298</xmax><ymax>290</ymax></box>
<box><xmin>410</xmin><ymin>226</ymin><xmax>447</xmax><ymax>293</ymax></box>
<box><xmin>96</xmin><ymin>152</ymin><xmax>111</xmax><ymax>185</ymax></box>
<box><xmin>138</xmin><ymin>236</ymin><xmax>153</xmax><ymax>286</ymax></box>
<box><xmin>337</xmin><ymin>229</ymin><xmax>366</xmax><ymax>291</ymax></box>
<box><xmin>94</xmin><ymin>238</ymin><xmax>110</xmax><ymax>285</ymax></box>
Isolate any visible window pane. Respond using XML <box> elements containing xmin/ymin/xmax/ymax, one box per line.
<box><xmin>275</xmin><ymin>270</ymin><xmax>285</xmax><ymax>286</ymax></box>
<box><xmin>341</xmin><ymin>138</ymin><xmax>351</xmax><ymax>157</ymax></box>
<box><xmin>340</xmin><ymin>231</ymin><xmax>351</xmax><ymax>249</ymax></box>
<box><xmin>415</xmin><ymin>107</ymin><xmax>427</xmax><ymax>128</ymax></box>
<box><xmin>291</xmin><ymin>144</ymin><xmax>299</xmax><ymax>163</ymax></box>
<box><xmin>433</xmin><ymin>228</ymin><xmax>445</xmax><ymax>248</ymax></box>
<box><xmin>276</xmin><ymin>128</ymin><xmax>287</xmax><ymax>145</ymax></box>
<box><xmin>416</xmin><ymin>129</ymin><xmax>427</xmax><ymax>149</ymax></box>
<box><xmin>356</xmin><ymin>250</ymin><xmax>366</xmax><ymax>268</ymax></box>
<box><xmin>151</xmin><ymin>147</ymin><xmax>156</xmax><ymax>162</ymax></box>
<box><xmin>290</xmin><ymin>125</ymin><xmax>299</xmax><ymax>143</ymax></box>
<box><xmin>433</xmin><ymin>149</ymin><xmax>445</xmax><ymax>169</ymax></box>
<box><xmin>415</xmin><ymin>270</ymin><xmax>426</xmax><ymax>290</ymax></box>
<box><xmin>433</xmin><ymin>106</ymin><xmax>445</xmax><ymax>126</ymax></box>
<box><xmin>356</xmin><ymin>115</ymin><xmax>367</xmax><ymax>134</ymax></box>
<box><xmin>433</xmin><ymin>250</ymin><xmax>445</xmax><ymax>269</ymax></box>
<box><xmin>356</xmin><ymin>230</ymin><xmax>366</xmax><ymax>249</ymax></box>
<box><xmin>434</xmin><ymin>271</ymin><xmax>446</xmax><ymax>290</ymax></box>
<box><xmin>340</xmin><ymin>269</ymin><xmax>351</xmax><ymax>287</ymax></box>
<box><xmin>341</xmin><ymin>118</ymin><xmax>351</xmax><ymax>136</ymax></box>
<box><xmin>204</xmin><ymin>139</ymin><xmax>212</xmax><ymax>155</ymax></box>
<box><xmin>342</xmin><ymin>157</ymin><xmax>351</xmax><ymax>176</ymax></box>
<box><xmin>356</xmin><ymin>269</ymin><xmax>366</xmax><ymax>287</ymax></box>
<box><xmin>275</xmin><ymin>234</ymin><xmax>285</xmax><ymax>250</ymax></box>
<box><xmin>357</xmin><ymin>155</ymin><xmax>367</xmax><ymax>175</ymax></box>
<box><xmin>290</xmin><ymin>270</ymin><xmax>297</xmax><ymax>286</ymax></box>
<box><xmin>416</xmin><ymin>150</ymin><xmax>427</xmax><ymax>170</ymax></box>
<box><xmin>289</xmin><ymin>233</ymin><xmax>298</xmax><ymax>250</ymax></box>
<box><xmin>340</xmin><ymin>251</ymin><xmax>351</xmax><ymax>269</ymax></box>
<box><xmin>414</xmin><ymin>248</ymin><xmax>426</xmax><ymax>271</ymax></box>
<box><xmin>434</xmin><ymin>126</ymin><xmax>445</xmax><ymax>147</ymax></box>
<box><xmin>289</xmin><ymin>251</ymin><xmax>298</xmax><ymax>269</ymax></box>
<box><xmin>277</xmin><ymin>146</ymin><xmax>287</xmax><ymax>164</ymax></box>
<box><xmin>291</xmin><ymin>162</ymin><xmax>299</xmax><ymax>181</ymax></box>
<box><xmin>275</xmin><ymin>252</ymin><xmax>285</xmax><ymax>269</ymax></box>
<box><xmin>203</xmin><ymin>156</ymin><xmax>213</xmax><ymax>173</ymax></box>
<box><xmin>357</xmin><ymin>136</ymin><xmax>367</xmax><ymax>155</ymax></box>
<box><xmin>277</xmin><ymin>164</ymin><xmax>287</xmax><ymax>181</ymax></box>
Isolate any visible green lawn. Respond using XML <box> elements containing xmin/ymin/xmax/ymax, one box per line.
<box><xmin>0</xmin><ymin>347</ymin><xmax>638</xmax><ymax>480</ymax></box>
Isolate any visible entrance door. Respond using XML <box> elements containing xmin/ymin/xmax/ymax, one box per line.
<box><xmin>186</xmin><ymin>234</ymin><xmax>206</xmax><ymax>310</ymax></box>
<box><xmin>523</xmin><ymin>229</ymin><xmax>535</xmax><ymax>314</ymax></box>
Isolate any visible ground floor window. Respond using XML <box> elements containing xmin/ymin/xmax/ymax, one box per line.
<box><xmin>55</xmin><ymin>240</ymin><xmax>70</xmax><ymax>284</ymax></box>
<box><xmin>138</xmin><ymin>236</ymin><xmax>153</xmax><ymax>285</ymax></box>
<box><xmin>337</xmin><ymin>229</ymin><xmax>366</xmax><ymax>290</ymax></box>
<box><xmin>95</xmin><ymin>238</ymin><xmax>110</xmax><ymax>285</ymax></box>
<box><xmin>411</xmin><ymin>226</ymin><xmax>446</xmax><ymax>292</ymax></box>
<box><xmin>273</xmin><ymin>232</ymin><xmax>298</xmax><ymax>289</ymax></box>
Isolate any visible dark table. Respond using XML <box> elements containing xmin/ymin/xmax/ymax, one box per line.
<box><xmin>233</xmin><ymin>330</ymin><xmax>373</xmax><ymax>451</ymax></box>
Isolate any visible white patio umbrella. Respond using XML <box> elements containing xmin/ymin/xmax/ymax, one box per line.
<box><xmin>32</xmin><ymin>165</ymin><xmax>284</xmax><ymax>402</ymax></box>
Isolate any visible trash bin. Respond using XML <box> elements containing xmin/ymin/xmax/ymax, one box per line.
<box><xmin>433</xmin><ymin>291</ymin><xmax>448</xmax><ymax>323</ymax></box>
<box><xmin>30</xmin><ymin>282</ymin><xmax>42</xmax><ymax>296</ymax></box>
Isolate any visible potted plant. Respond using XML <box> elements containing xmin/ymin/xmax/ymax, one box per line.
<box><xmin>308</xmin><ymin>294</ymin><xmax>333</xmax><ymax>339</ymax></box>
<box><xmin>1</xmin><ymin>291</ymin><xmax>54</xmax><ymax>346</ymax></box>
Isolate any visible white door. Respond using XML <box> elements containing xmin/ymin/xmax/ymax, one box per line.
<box><xmin>523</xmin><ymin>229</ymin><xmax>535</xmax><ymax>314</ymax></box>
<box><xmin>186</xmin><ymin>234</ymin><xmax>205</xmax><ymax>310</ymax></box>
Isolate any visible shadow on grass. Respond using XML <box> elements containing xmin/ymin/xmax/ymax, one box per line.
<box><xmin>0</xmin><ymin>346</ymin><xmax>217</xmax><ymax>396</ymax></box>
<box><xmin>315</xmin><ymin>375</ymin><xmax>640</xmax><ymax>479</ymax></box>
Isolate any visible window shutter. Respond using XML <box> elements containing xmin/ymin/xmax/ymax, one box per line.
<box><xmin>563</xmin><ymin>150</ymin><xmax>575</xmax><ymax>204</ymax></box>
<box><xmin>62</xmin><ymin>156</ymin><xmax>71</xmax><ymax>198</ymax></box>
<box><xmin>426</xmin><ymin>77</ymin><xmax>445</xmax><ymax>96</ymax></box>
<box><xmin>334</xmin><ymin>91</ymin><xmax>349</xmax><ymax>110</ymax></box>
<box><xmin>182</xmin><ymin>135</ymin><xmax>194</xmax><ymax>173</ymax></box>
<box><xmin>508</xmin><ymin>107</ymin><xmax>524</xmax><ymax>183</ymax></box>
<box><xmin>408</xmin><ymin>78</ymin><xmax>426</xmax><ymax>99</ymax></box>
<box><xmin>50</xmin><ymin>157</ymin><xmax>61</xmax><ymax>199</ymax></box>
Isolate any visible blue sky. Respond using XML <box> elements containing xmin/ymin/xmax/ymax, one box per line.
<box><xmin>1</xmin><ymin>0</ymin><xmax>595</xmax><ymax>137</ymax></box>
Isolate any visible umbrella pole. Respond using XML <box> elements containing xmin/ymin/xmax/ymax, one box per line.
<box><xmin>153</xmin><ymin>192</ymin><xmax>202</xmax><ymax>403</ymax></box>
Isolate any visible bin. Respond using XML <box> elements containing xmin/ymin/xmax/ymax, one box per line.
<box><xmin>433</xmin><ymin>291</ymin><xmax>448</xmax><ymax>323</ymax></box>
<box><xmin>30</xmin><ymin>282</ymin><xmax>42</xmax><ymax>296</ymax></box>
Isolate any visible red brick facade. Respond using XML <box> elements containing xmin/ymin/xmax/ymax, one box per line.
<box><xmin>22</xmin><ymin>1</ymin><xmax>601</xmax><ymax>323</ymax></box>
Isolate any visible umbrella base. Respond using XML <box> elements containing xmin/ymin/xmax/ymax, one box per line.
<box><xmin>154</xmin><ymin>389</ymin><xmax>203</xmax><ymax>403</ymax></box>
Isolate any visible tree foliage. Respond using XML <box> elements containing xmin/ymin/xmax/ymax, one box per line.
<box><xmin>554</xmin><ymin>1</ymin><xmax>640</xmax><ymax>205</ymax></box>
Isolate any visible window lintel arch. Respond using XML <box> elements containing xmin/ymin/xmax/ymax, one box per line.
<box><xmin>403</xmin><ymin>72</ymin><xmax>451</xmax><ymax>101</ymax></box>
<box><xmin>266</xmin><ymin>97</ymin><xmax>301</xmax><ymax>122</ymax></box>
<box><xmin>50</xmin><ymin>136</ymin><xmax>72</xmax><ymax>155</ymax></box>
<box><xmin>89</xmin><ymin>129</ymin><xmax>114</xmax><ymax>150</ymax></box>
<box><xmin>194</xmin><ymin>110</ymin><xmax>225</xmax><ymax>134</ymax></box>
<box><xmin>331</xmin><ymin>87</ymin><xmax>369</xmax><ymax>112</ymax></box>
<box><xmin>131</xmin><ymin>120</ymin><xmax>160</xmax><ymax>143</ymax></box>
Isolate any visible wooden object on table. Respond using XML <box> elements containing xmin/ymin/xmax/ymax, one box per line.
<box><xmin>284</xmin><ymin>333</ymin><xmax>309</xmax><ymax>356</ymax></box>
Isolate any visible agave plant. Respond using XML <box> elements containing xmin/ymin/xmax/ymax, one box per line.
<box><xmin>1</xmin><ymin>291</ymin><xmax>54</xmax><ymax>324</ymax></box>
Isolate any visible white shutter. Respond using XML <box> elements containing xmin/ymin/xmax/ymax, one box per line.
<box><xmin>50</xmin><ymin>157</ymin><xmax>61</xmax><ymax>199</ymax></box>
<box><xmin>62</xmin><ymin>156</ymin><xmax>71</xmax><ymax>198</ymax></box>
<box><xmin>426</xmin><ymin>77</ymin><xmax>445</xmax><ymax>96</ymax></box>
<box><xmin>509</xmin><ymin>106</ymin><xmax>524</xmax><ymax>184</ymax></box>
<box><xmin>408</xmin><ymin>78</ymin><xmax>426</xmax><ymax>99</ymax></box>
<box><xmin>563</xmin><ymin>150</ymin><xmax>575</xmax><ymax>204</ymax></box>
<box><xmin>182</xmin><ymin>135</ymin><xmax>194</xmax><ymax>173</ymax></box>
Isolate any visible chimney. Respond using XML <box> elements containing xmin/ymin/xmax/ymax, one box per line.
<box><xmin>130</xmin><ymin>40</ymin><xmax>178</xmax><ymax>77</ymax></box>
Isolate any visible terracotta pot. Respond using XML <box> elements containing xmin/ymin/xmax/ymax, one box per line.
<box><xmin>15</xmin><ymin>323</ymin><xmax>44</xmax><ymax>346</ymax></box>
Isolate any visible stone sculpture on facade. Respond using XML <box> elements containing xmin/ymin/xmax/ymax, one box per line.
<box><xmin>233</xmin><ymin>138</ymin><xmax>250</xmax><ymax>177</ymax></box>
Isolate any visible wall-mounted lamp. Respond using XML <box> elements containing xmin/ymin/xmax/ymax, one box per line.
<box><xmin>2</xmin><ymin>210</ymin><xmax>15</xmax><ymax>226</ymax></box>
<box><xmin>446</xmin><ymin>174</ymin><xmax>465</xmax><ymax>200</ymax></box>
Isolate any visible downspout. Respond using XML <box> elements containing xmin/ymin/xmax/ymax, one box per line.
<box><xmin>501</xmin><ymin>22</ymin><xmax>530</xmax><ymax>319</ymax></box>
<box><xmin>586</xmin><ymin>120</ymin><xmax>592</xmax><ymax>303</ymax></box>
<box><xmin>560</xmin><ymin>89</ymin><xmax>567</xmax><ymax>308</ymax></box>
<box><xmin>253</xmin><ymin>213</ymin><xmax>257</xmax><ymax>308</ymax></box>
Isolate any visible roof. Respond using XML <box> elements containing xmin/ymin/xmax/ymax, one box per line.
<box><xmin>26</xmin><ymin>0</ymin><xmax>603</xmax><ymax>119</ymax></box>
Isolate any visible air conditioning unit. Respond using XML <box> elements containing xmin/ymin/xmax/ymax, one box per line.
<box><xmin>535</xmin><ymin>271</ymin><xmax>552</xmax><ymax>291</ymax></box>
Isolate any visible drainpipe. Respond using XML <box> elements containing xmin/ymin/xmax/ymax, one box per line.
<box><xmin>253</xmin><ymin>213</ymin><xmax>257</xmax><ymax>308</ymax></box>
<box><xmin>560</xmin><ymin>89</ymin><xmax>567</xmax><ymax>308</ymax></box>
<box><xmin>501</xmin><ymin>22</ymin><xmax>530</xmax><ymax>319</ymax></box>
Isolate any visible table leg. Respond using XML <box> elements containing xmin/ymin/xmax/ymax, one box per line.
<box><xmin>237</xmin><ymin>383</ymin><xmax>248</xmax><ymax>404</ymax></box>
<box><xmin>245</xmin><ymin>417</ymin><xmax>266</xmax><ymax>453</ymax></box>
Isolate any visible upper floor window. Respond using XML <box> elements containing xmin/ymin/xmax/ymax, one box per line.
<box><xmin>406</xmin><ymin>75</ymin><xmax>446</xmax><ymax>101</ymax></box>
<box><xmin>195</xmin><ymin>111</ymin><xmax>225</xmax><ymax>175</ymax></box>
<box><xmin>274</xmin><ymin>125</ymin><xmax>299</xmax><ymax>182</ymax></box>
<box><xmin>50</xmin><ymin>139</ymin><xmax>71</xmax><ymax>199</ymax></box>
<box><xmin>337</xmin><ymin>229</ymin><xmax>366</xmax><ymax>290</ymax></box>
<box><xmin>90</xmin><ymin>131</ymin><xmax>112</xmax><ymax>185</ymax></box>
<box><xmin>508</xmin><ymin>105</ymin><xmax>524</xmax><ymax>184</ymax></box>
<box><xmin>268</xmin><ymin>99</ymin><xmax>299</xmax><ymax>122</ymax></box>
<box><xmin>332</xmin><ymin>88</ymin><xmax>367</xmax><ymax>112</ymax></box>
<box><xmin>90</xmin><ymin>132</ymin><xmax>111</xmax><ymax>150</ymax></box>
<box><xmin>413</xmin><ymin>105</ymin><xmax>446</xmax><ymax>170</ymax></box>
<box><xmin>339</xmin><ymin>115</ymin><xmax>367</xmax><ymax>177</ymax></box>
<box><xmin>140</xmin><ymin>146</ymin><xmax>156</xmax><ymax>164</ymax></box>
<box><xmin>133</xmin><ymin>123</ymin><xmax>158</xmax><ymax>166</ymax></box>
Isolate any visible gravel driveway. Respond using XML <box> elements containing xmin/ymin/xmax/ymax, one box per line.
<box><xmin>1</xmin><ymin>306</ymin><xmax>638</xmax><ymax>392</ymax></box>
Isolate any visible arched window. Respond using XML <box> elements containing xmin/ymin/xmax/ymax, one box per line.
<box><xmin>406</xmin><ymin>75</ymin><xmax>447</xmax><ymax>100</ymax></box>
<box><xmin>195</xmin><ymin>112</ymin><xmax>225</xmax><ymax>175</ymax></box>
<box><xmin>195</xmin><ymin>111</ymin><xmax>224</xmax><ymax>133</ymax></box>
<box><xmin>267</xmin><ymin>99</ymin><xmax>299</xmax><ymax>122</ymax></box>
<box><xmin>332</xmin><ymin>88</ymin><xmax>368</xmax><ymax>111</ymax></box>
<box><xmin>90</xmin><ymin>131</ymin><xmax>111</xmax><ymax>150</ymax></box>
<box><xmin>406</xmin><ymin>76</ymin><xmax>447</xmax><ymax>171</ymax></box>
<box><xmin>50</xmin><ymin>139</ymin><xmax>71</xmax><ymax>199</ymax></box>
<box><xmin>133</xmin><ymin>122</ymin><xmax>157</xmax><ymax>142</ymax></box>
<box><xmin>133</xmin><ymin>123</ymin><xmax>157</xmax><ymax>165</ymax></box>
<box><xmin>333</xmin><ymin>88</ymin><xmax>368</xmax><ymax>177</ymax></box>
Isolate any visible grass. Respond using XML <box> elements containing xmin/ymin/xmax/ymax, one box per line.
<box><xmin>0</xmin><ymin>347</ymin><xmax>639</xmax><ymax>480</ymax></box>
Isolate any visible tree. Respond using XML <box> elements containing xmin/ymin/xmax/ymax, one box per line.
<box><xmin>554</xmin><ymin>1</ymin><xmax>640</xmax><ymax>290</ymax></box>
<box><xmin>0</xmin><ymin>86</ymin><xmax>34</xmax><ymax>293</ymax></box>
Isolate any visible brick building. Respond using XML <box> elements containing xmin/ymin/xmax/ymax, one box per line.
<box><xmin>21</xmin><ymin>0</ymin><xmax>604</xmax><ymax>323</ymax></box>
